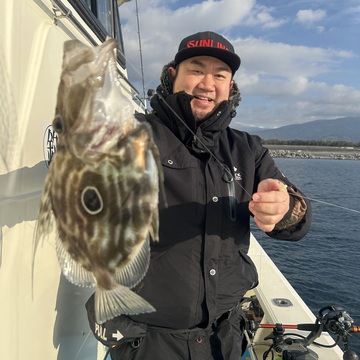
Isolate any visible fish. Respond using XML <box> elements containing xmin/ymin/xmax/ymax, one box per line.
<box><xmin>33</xmin><ymin>38</ymin><xmax>161</xmax><ymax>324</ymax></box>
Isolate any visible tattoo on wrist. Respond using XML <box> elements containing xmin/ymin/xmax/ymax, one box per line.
<box><xmin>274</xmin><ymin>187</ymin><xmax>307</xmax><ymax>231</ymax></box>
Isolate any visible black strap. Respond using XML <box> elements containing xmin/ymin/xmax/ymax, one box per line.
<box><xmin>147</xmin><ymin>325</ymin><xmax>209</xmax><ymax>335</ymax></box>
<box><xmin>85</xmin><ymin>294</ymin><xmax>147</xmax><ymax>347</ymax></box>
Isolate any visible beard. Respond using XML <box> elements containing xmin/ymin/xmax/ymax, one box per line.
<box><xmin>191</xmin><ymin>103</ymin><xmax>217</xmax><ymax>122</ymax></box>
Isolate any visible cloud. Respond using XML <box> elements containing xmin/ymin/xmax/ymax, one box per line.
<box><xmin>120</xmin><ymin>0</ymin><xmax>256</xmax><ymax>87</ymax></box>
<box><xmin>242</xmin><ymin>4</ymin><xmax>288</xmax><ymax>29</ymax></box>
<box><xmin>226</xmin><ymin>36</ymin><xmax>357</xmax><ymax>127</ymax></box>
<box><xmin>295</xmin><ymin>9</ymin><xmax>326</xmax><ymax>25</ymax></box>
<box><xmin>232</xmin><ymin>37</ymin><xmax>352</xmax><ymax>81</ymax></box>
<box><xmin>121</xmin><ymin>0</ymin><xmax>255</xmax><ymax>40</ymax></box>
<box><xmin>235</xmin><ymin>81</ymin><xmax>360</xmax><ymax>128</ymax></box>
<box><xmin>118</xmin><ymin>0</ymin><xmax>359</xmax><ymax>127</ymax></box>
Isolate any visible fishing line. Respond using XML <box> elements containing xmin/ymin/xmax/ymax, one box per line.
<box><xmin>157</xmin><ymin>91</ymin><xmax>253</xmax><ymax>200</ymax></box>
<box><xmin>74</xmin><ymin>329</ymin><xmax>92</xmax><ymax>360</ymax></box>
<box><xmin>156</xmin><ymin>91</ymin><xmax>360</xmax><ymax>216</ymax></box>
<box><xmin>304</xmin><ymin>196</ymin><xmax>360</xmax><ymax>214</ymax></box>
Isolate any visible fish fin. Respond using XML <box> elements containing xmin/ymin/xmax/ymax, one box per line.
<box><xmin>149</xmin><ymin>212</ymin><xmax>159</xmax><ymax>242</ymax></box>
<box><xmin>55</xmin><ymin>236</ymin><xmax>95</xmax><ymax>287</ymax></box>
<box><xmin>32</xmin><ymin>175</ymin><xmax>54</xmax><ymax>298</ymax></box>
<box><xmin>115</xmin><ymin>236</ymin><xmax>150</xmax><ymax>288</ymax></box>
<box><xmin>95</xmin><ymin>284</ymin><xmax>155</xmax><ymax>323</ymax></box>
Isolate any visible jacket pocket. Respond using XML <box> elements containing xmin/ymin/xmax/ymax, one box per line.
<box><xmin>218</xmin><ymin>249</ymin><xmax>258</xmax><ymax>299</ymax></box>
<box><xmin>238</xmin><ymin>250</ymin><xmax>258</xmax><ymax>291</ymax></box>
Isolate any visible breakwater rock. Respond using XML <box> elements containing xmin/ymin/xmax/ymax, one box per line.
<box><xmin>266</xmin><ymin>145</ymin><xmax>360</xmax><ymax>160</ymax></box>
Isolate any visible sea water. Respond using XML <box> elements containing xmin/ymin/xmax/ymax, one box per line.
<box><xmin>252</xmin><ymin>158</ymin><xmax>360</xmax><ymax>356</ymax></box>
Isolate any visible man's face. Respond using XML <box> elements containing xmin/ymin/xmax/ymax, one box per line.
<box><xmin>169</xmin><ymin>56</ymin><xmax>234</xmax><ymax>121</ymax></box>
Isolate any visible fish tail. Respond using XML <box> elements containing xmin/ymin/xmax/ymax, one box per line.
<box><xmin>94</xmin><ymin>284</ymin><xmax>155</xmax><ymax>323</ymax></box>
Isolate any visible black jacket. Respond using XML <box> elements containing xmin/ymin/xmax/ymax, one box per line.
<box><xmin>130</xmin><ymin>89</ymin><xmax>311</xmax><ymax>330</ymax></box>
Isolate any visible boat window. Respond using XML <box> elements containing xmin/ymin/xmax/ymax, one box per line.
<box><xmin>69</xmin><ymin>0</ymin><xmax>126</xmax><ymax>68</ymax></box>
<box><xmin>96</xmin><ymin>1</ymin><xmax>112</xmax><ymax>35</ymax></box>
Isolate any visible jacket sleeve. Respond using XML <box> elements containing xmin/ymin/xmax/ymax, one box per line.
<box><xmin>266</xmin><ymin>186</ymin><xmax>312</xmax><ymax>241</ymax></box>
<box><xmin>252</xmin><ymin>136</ymin><xmax>312</xmax><ymax>241</ymax></box>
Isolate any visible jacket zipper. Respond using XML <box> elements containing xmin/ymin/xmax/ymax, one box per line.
<box><xmin>222</xmin><ymin>165</ymin><xmax>236</xmax><ymax>221</ymax></box>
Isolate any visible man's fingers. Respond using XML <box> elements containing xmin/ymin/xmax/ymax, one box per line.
<box><xmin>257</xmin><ymin>179</ymin><xmax>286</xmax><ymax>193</ymax></box>
<box><xmin>254</xmin><ymin>217</ymin><xmax>275</xmax><ymax>232</ymax></box>
<box><xmin>249</xmin><ymin>201</ymin><xmax>286</xmax><ymax>216</ymax></box>
<box><xmin>251</xmin><ymin>191</ymin><xmax>288</xmax><ymax>204</ymax></box>
<box><xmin>250</xmin><ymin>178</ymin><xmax>291</xmax><ymax>232</ymax></box>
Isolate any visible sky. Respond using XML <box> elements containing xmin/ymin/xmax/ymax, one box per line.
<box><xmin>118</xmin><ymin>0</ymin><xmax>360</xmax><ymax>129</ymax></box>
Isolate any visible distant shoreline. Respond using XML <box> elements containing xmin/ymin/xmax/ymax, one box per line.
<box><xmin>265</xmin><ymin>145</ymin><xmax>360</xmax><ymax>160</ymax></box>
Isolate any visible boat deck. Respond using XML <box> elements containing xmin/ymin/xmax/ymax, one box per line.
<box><xmin>243</xmin><ymin>234</ymin><xmax>344</xmax><ymax>359</ymax></box>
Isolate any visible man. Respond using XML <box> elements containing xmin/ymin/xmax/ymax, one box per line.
<box><xmin>86</xmin><ymin>31</ymin><xmax>311</xmax><ymax>359</ymax></box>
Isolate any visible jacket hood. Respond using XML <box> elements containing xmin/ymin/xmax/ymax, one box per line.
<box><xmin>150</xmin><ymin>87</ymin><xmax>233</xmax><ymax>154</ymax></box>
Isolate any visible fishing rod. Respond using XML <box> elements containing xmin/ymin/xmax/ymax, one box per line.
<box><xmin>245</xmin><ymin>305</ymin><xmax>360</xmax><ymax>360</ymax></box>
<box><xmin>134</xmin><ymin>0</ymin><xmax>146</xmax><ymax>109</ymax></box>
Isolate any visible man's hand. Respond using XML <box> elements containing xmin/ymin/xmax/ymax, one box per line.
<box><xmin>249</xmin><ymin>179</ymin><xmax>290</xmax><ymax>232</ymax></box>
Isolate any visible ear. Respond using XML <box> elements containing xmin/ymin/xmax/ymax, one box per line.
<box><xmin>230</xmin><ymin>80</ymin><xmax>234</xmax><ymax>90</ymax></box>
<box><xmin>168</xmin><ymin>67</ymin><xmax>177</xmax><ymax>81</ymax></box>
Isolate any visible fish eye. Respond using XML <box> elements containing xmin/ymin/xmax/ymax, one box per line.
<box><xmin>53</xmin><ymin>115</ymin><xmax>65</xmax><ymax>134</ymax></box>
<box><xmin>81</xmin><ymin>186</ymin><xmax>103</xmax><ymax>215</ymax></box>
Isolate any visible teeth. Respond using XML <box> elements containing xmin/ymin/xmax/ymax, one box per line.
<box><xmin>195</xmin><ymin>96</ymin><xmax>211</xmax><ymax>101</ymax></box>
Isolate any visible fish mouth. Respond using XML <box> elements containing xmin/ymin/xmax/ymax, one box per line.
<box><xmin>69</xmin><ymin>39</ymin><xmax>120</xmax><ymax>135</ymax></box>
<box><xmin>62</xmin><ymin>38</ymin><xmax>135</xmax><ymax>157</ymax></box>
<box><xmin>100</xmin><ymin>38</ymin><xmax>118</xmax><ymax>53</ymax></box>
<box><xmin>93</xmin><ymin>38</ymin><xmax>118</xmax><ymax>73</ymax></box>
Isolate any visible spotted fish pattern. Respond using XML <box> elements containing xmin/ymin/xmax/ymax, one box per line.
<box><xmin>34</xmin><ymin>38</ymin><xmax>161</xmax><ymax>323</ymax></box>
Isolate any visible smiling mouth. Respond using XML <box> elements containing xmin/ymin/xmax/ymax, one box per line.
<box><xmin>194</xmin><ymin>95</ymin><xmax>213</xmax><ymax>102</ymax></box>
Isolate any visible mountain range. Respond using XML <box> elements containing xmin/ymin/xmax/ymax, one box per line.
<box><xmin>236</xmin><ymin>117</ymin><xmax>360</xmax><ymax>143</ymax></box>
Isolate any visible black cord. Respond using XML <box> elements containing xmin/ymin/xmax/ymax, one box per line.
<box><xmin>283</xmin><ymin>332</ymin><xmax>306</xmax><ymax>339</ymax></box>
<box><xmin>262</xmin><ymin>344</ymin><xmax>275</xmax><ymax>360</ymax></box>
<box><xmin>281</xmin><ymin>332</ymin><xmax>340</xmax><ymax>348</ymax></box>
<box><xmin>313</xmin><ymin>336</ymin><xmax>340</xmax><ymax>348</ymax></box>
